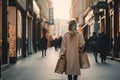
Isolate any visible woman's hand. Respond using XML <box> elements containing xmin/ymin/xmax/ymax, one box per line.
<box><xmin>60</xmin><ymin>55</ymin><xmax>65</xmax><ymax>59</ymax></box>
<box><xmin>79</xmin><ymin>46</ymin><xmax>85</xmax><ymax>53</ymax></box>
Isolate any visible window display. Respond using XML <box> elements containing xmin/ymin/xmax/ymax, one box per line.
<box><xmin>8</xmin><ymin>23</ymin><xmax>16</xmax><ymax>57</ymax></box>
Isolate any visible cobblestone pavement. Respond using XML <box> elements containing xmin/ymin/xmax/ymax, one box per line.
<box><xmin>1</xmin><ymin>47</ymin><xmax>120</xmax><ymax>80</ymax></box>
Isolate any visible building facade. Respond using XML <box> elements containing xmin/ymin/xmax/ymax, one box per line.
<box><xmin>0</xmin><ymin>0</ymin><xmax>51</xmax><ymax>78</ymax></box>
<box><xmin>70</xmin><ymin>0</ymin><xmax>120</xmax><ymax>57</ymax></box>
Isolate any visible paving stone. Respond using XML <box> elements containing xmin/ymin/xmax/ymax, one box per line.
<box><xmin>1</xmin><ymin>47</ymin><xmax>120</xmax><ymax>80</ymax></box>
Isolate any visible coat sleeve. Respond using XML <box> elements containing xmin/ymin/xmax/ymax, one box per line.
<box><xmin>59</xmin><ymin>34</ymin><xmax>67</xmax><ymax>57</ymax></box>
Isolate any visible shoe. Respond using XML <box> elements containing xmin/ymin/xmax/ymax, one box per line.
<box><xmin>45</xmin><ymin>54</ymin><xmax>46</xmax><ymax>56</ymax></box>
<box><xmin>103</xmin><ymin>61</ymin><xmax>106</xmax><ymax>63</ymax></box>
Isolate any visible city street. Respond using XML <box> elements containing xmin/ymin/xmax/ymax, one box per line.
<box><xmin>1</xmin><ymin>0</ymin><xmax>120</xmax><ymax>80</ymax></box>
<box><xmin>1</xmin><ymin>47</ymin><xmax>120</xmax><ymax>80</ymax></box>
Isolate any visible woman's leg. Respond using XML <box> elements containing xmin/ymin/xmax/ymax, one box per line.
<box><xmin>74</xmin><ymin>75</ymin><xmax>78</xmax><ymax>80</ymax></box>
<box><xmin>68</xmin><ymin>75</ymin><xmax>72</xmax><ymax>80</ymax></box>
<box><xmin>44</xmin><ymin>49</ymin><xmax>47</xmax><ymax>56</ymax></box>
<box><xmin>42</xmin><ymin>49</ymin><xmax>44</xmax><ymax>57</ymax></box>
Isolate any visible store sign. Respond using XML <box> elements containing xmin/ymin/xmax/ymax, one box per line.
<box><xmin>97</xmin><ymin>1</ymin><xmax>107</xmax><ymax>9</ymax></box>
<box><xmin>17</xmin><ymin>0</ymin><xmax>26</xmax><ymax>10</ymax></box>
<box><xmin>49</xmin><ymin>8</ymin><xmax>54</xmax><ymax>24</ymax></box>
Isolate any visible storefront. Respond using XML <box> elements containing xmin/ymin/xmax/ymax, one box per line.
<box><xmin>82</xmin><ymin>9</ymin><xmax>94</xmax><ymax>39</ymax></box>
<box><xmin>3</xmin><ymin>0</ymin><xmax>27</xmax><ymax>63</ymax></box>
<box><xmin>8</xmin><ymin>6</ymin><xmax>17</xmax><ymax>63</ymax></box>
<box><xmin>32</xmin><ymin>0</ymin><xmax>40</xmax><ymax>52</ymax></box>
<box><xmin>96</xmin><ymin>0</ymin><xmax>120</xmax><ymax>57</ymax></box>
<box><xmin>16</xmin><ymin>0</ymin><xmax>27</xmax><ymax>58</ymax></box>
<box><xmin>113</xmin><ymin>0</ymin><xmax>120</xmax><ymax>57</ymax></box>
<box><xmin>26</xmin><ymin>0</ymin><xmax>34</xmax><ymax>55</ymax></box>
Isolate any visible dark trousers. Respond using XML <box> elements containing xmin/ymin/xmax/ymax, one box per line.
<box><xmin>68</xmin><ymin>75</ymin><xmax>78</xmax><ymax>80</ymax></box>
<box><xmin>42</xmin><ymin>49</ymin><xmax>46</xmax><ymax>57</ymax></box>
<box><xmin>93</xmin><ymin>52</ymin><xmax>98</xmax><ymax>63</ymax></box>
<box><xmin>100</xmin><ymin>51</ymin><xmax>107</xmax><ymax>63</ymax></box>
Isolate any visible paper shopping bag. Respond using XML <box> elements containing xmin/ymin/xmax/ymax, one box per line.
<box><xmin>54</xmin><ymin>58</ymin><xmax>66</xmax><ymax>74</ymax></box>
<box><xmin>79</xmin><ymin>52</ymin><xmax>90</xmax><ymax>69</ymax></box>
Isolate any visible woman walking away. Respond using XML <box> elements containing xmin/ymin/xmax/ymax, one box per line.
<box><xmin>59</xmin><ymin>20</ymin><xmax>85</xmax><ymax>80</ymax></box>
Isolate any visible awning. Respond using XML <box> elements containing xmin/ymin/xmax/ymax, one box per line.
<box><xmin>35</xmin><ymin>0</ymin><xmax>51</xmax><ymax>20</ymax></box>
<box><xmin>33</xmin><ymin>1</ymin><xmax>40</xmax><ymax>18</ymax></box>
<box><xmin>16</xmin><ymin>0</ymin><xmax>26</xmax><ymax>10</ymax></box>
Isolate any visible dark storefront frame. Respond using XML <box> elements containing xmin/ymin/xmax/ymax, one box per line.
<box><xmin>33</xmin><ymin>13</ymin><xmax>37</xmax><ymax>53</ymax></box>
<box><xmin>2</xmin><ymin>0</ymin><xmax>9</xmax><ymax>66</ymax></box>
<box><xmin>0</xmin><ymin>0</ymin><xmax>2</xmax><ymax>78</ymax></box>
<box><xmin>16</xmin><ymin>0</ymin><xmax>27</xmax><ymax>58</ymax></box>
<box><xmin>1</xmin><ymin>0</ymin><xmax>9</xmax><ymax>78</ymax></box>
<box><xmin>113</xmin><ymin>0</ymin><xmax>119</xmax><ymax>57</ymax></box>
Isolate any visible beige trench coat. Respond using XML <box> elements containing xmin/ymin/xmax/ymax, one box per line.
<box><xmin>60</xmin><ymin>31</ymin><xmax>85</xmax><ymax>75</ymax></box>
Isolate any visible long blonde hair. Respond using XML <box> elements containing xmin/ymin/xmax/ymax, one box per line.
<box><xmin>69</xmin><ymin>20</ymin><xmax>77</xmax><ymax>37</ymax></box>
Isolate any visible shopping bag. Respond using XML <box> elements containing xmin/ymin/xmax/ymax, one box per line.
<box><xmin>79</xmin><ymin>52</ymin><xmax>90</xmax><ymax>69</ymax></box>
<box><xmin>54</xmin><ymin>58</ymin><xmax>66</xmax><ymax>74</ymax></box>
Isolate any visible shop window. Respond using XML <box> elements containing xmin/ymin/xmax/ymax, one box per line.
<box><xmin>17</xmin><ymin>10</ymin><xmax>22</xmax><ymax>57</ymax></box>
<box><xmin>8</xmin><ymin>23</ymin><xmax>16</xmax><ymax>57</ymax></box>
<box><xmin>8</xmin><ymin>7</ymin><xmax>17</xmax><ymax>58</ymax></box>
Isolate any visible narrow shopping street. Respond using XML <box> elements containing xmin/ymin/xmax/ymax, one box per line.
<box><xmin>1</xmin><ymin>48</ymin><xmax>120</xmax><ymax>80</ymax></box>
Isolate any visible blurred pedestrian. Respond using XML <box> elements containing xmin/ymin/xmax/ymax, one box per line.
<box><xmin>54</xmin><ymin>37</ymin><xmax>58</xmax><ymax>51</ymax></box>
<box><xmin>88</xmin><ymin>32</ymin><xmax>99</xmax><ymax>63</ymax></box>
<box><xmin>58</xmin><ymin>36</ymin><xmax>62</xmax><ymax>48</ymax></box>
<box><xmin>41</xmin><ymin>28</ymin><xmax>48</xmax><ymax>57</ymax></box>
<box><xmin>99</xmin><ymin>32</ymin><xmax>109</xmax><ymax>63</ymax></box>
<box><xmin>59</xmin><ymin>20</ymin><xmax>85</xmax><ymax>80</ymax></box>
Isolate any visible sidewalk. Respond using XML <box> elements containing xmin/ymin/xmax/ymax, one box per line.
<box><xmin>107</xmin><ymin>50</ymin><xmax>120</xmax><ymax>62</ymax></box>
<box><xmin>107</xmin><ymin>56</ymin><xmax>120</xmax><ymax>62</ymax></box>
<box><xmin>1</xmin><ymin>47</ymin><xmax>120</xmax><ymax>80</ymax></box>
